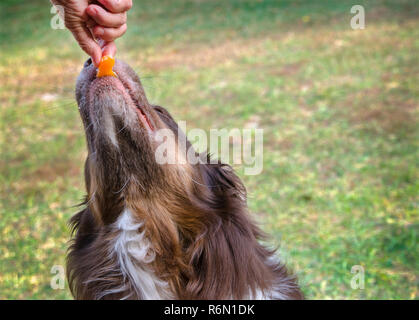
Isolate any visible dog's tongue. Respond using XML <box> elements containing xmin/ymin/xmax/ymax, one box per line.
<box><xmin>97</xmin><ymin>55</ymin><xmax>117</xmax><ymax>78</ymax></box>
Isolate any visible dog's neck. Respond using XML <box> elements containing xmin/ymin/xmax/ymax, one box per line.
<box><xmin>68</xmin><ymin>164</ymin><xmax>303</xmax><ymax>300</ymax></box>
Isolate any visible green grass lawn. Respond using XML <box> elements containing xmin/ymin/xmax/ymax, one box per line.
<box><xmin>0</xmin><ymin>0</ymin><xmax>418</xmax><ymax>299</ymax></box>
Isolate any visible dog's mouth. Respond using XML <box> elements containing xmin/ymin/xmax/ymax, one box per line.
<box><xmin>89</xmin><ymin>71</ymin><xmax>154</xmax><ymax>132</ymax></box>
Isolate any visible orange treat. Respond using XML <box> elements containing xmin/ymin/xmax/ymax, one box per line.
<box><xmin>97</xmin><ymin>55</ymin><xmax>117</xmax><ymax>77</ymax></box>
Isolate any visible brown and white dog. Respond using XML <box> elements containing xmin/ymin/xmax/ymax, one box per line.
<box><xmin>67</xmin><ymin>58</ymin><xmax>303</xmax><ymax>300</ymax></box>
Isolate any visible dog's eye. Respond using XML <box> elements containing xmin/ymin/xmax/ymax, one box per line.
<box><xmin>84</xmin><ymin>58</ymin><xmax>92</xmax><ymax>68</ymax></box>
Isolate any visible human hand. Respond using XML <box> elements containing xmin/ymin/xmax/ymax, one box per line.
<box><xmin>50</xmin><ymin>0</ymin><xmax>132</xmax><ymax>66</ymax></box>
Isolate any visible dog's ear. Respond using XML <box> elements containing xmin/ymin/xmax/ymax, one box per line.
<box><xmin>186</xmin><ymin>159</ymin><xmax>278</xmax><ymax>299</ymax></box>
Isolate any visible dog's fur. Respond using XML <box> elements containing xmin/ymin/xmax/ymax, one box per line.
<box><xmin>67</xmin><ymin>58</ymin><xmax>303</xmax><ymax>300</ymax></box>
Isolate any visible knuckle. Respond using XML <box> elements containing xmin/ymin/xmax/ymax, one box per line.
<box><xmin>103</xmin><ymin>28</ymin><xmax>116</xmax><ymax>41</ymax></box>
<box><xmin>83</xmin><ymin>41</ymin><xmax>95</xmax><ymax>52</ymax></box>
<box><xmin>80</xmin><ymin>42</ymin><xmax>94</xmax><ymax>53</ymax></box>
<box><xmin>119</xmin><ymin>24</ymin><xmax>127</xmax><ymax>36</ymax></box>
<box><xmin>121</xmin><ymin>13</ymin><xmax>127</xmax><ymax>24</ymax></box>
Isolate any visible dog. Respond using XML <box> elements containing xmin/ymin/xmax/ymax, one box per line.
<box><xmin>67</xmin><ymin>58</ymin><xmax>303</xmax><ymax>300</ymax></box>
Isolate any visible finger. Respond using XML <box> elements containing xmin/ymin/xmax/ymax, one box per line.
<box><xmin>71</xmin><ymin>24</ymin><xmax>102</xmax><ymax>67</ymax></box>
<box><xmin>101</xmin><ymin>41</ymin><xmax>117</xmax><ymax>58</ymax></box>
<box><xmin>96</xmin><ymin>0</ymin><xmax>133</xmax><ymax>13</ymax></box>
<box><xmin>98</xmin><ymin>39</ymin><xmax>117</xmax><ymax>58</ymax></box>
<box><xmin>86</xmin><ymin>4</ymin><xmax>126</xmax><ymax>28</ymax></box>
<box><xmin>93</xmin><ymin>24</ymin><xmax>127</xmax><ymax>42</ymax></box>
<box><xmin>86</xmin><ymin>17</ymin><xmax>96</xmax><ymax>30</ymax></box>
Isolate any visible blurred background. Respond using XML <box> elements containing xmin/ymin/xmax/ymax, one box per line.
<box><xmin>0</xmin><ymin>0</ymin><xmax>417</xmax><ymax>299</ymax></box>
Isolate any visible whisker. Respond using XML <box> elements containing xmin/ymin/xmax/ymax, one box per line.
<box><xmin>117</xmin><ymin>123</ymin><xmax>129</xmax><ymax>135</ymax></box>
<box><xmin>113</xmin><ymin>177</ymin><xmax>130</xmax><ymax>195</ymax></box>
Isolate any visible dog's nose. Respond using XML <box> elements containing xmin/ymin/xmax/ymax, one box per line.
<box><xmin>84</xmin><ymin>58</ymin><xmax>92</xmax><ymax>68</ymax></box>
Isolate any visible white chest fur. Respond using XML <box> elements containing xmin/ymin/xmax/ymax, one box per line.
<box><xmin>110</xmin><ymin>209</ymin><xmax>174</xmax><ymax>299</ymax></box>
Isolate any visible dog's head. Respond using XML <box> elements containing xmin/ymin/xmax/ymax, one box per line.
<box><xmin>76</xmin><ymin>58</ymin><xmax>245</xmax><ymax>227</ymax></box>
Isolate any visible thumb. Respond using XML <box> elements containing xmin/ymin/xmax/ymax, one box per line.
<box><xmin>99</xmin><ymin>40</ymin><xmax>117</xmax><ymax>58</ymax></box>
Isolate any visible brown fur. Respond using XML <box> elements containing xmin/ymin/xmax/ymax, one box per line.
<box><xmin>67</xmin><ymin>58</ymin><xmax>303</xmax><ymax>300</ymax></box>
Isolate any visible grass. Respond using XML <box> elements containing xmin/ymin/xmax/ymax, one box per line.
<box><xmin>0</xmin><ymin>0</ymin><xmax>418</xmax><ymax>299</ymax></box>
